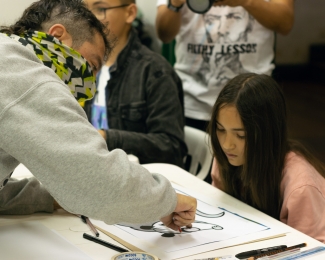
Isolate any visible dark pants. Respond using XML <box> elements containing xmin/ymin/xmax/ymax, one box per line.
<box><xmin>185</xmin><ymin>117</ymin><xmax>209</xmax><ymax>132</ymax></box>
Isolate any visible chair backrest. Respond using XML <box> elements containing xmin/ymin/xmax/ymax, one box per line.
<box><xmin>184</xmin><ymin>126</ymin><xmax>213</xmax><ymax>180</ymax></box>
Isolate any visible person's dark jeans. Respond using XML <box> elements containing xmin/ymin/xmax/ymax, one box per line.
<box><xmin>185</xmin><ymin>117</ymin><xmax>209</xmax><ymax>132</ymax></box>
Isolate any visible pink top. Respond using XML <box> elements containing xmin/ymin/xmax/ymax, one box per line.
<box><xmin>211</xmin><ymin>152</ymin><xmax>325</xmax><ymax>243</ymax></box>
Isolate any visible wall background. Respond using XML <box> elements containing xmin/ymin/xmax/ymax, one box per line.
<box><xmin>275</xmin><ymin>0</ymin><xmax>325</xmax><ymax>64</ymax></box>
<box><xmin>1</xmin><ymin>0</ymin><xmax>325</xmax><ymax>64</ymax></box>
<box><xmin>0</xmin><ymin>0</ymin><xmax>40</xmax><ymax>25</ymax></box>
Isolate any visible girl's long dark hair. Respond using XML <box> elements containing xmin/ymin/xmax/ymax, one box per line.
<box><xmin>208</xmin><ymin>73</ymin><xmax>325</xmax><ymax>219</ymax></box>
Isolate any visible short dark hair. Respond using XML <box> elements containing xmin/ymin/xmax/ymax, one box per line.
<box><xmin>0</xmin><ymin>0</ymin><xmax>111</xmax><ymax>56</ymax></box>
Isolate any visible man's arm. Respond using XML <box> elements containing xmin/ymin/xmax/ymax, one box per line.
<box><xmin>0</xmin><ymin>178</ymin><xmax>196</xmax><ymax>231</ymax></box>
<box><xmin>0</xmin><ymin>33</ymin><xmax>196</xmax><ymax>226</ymax></box>
<box><xmin>156</xmin><ymin>0</ymin><xmax>186</xmax><ymax>43</ymax></box>
<box><xmin>0</xmin><ymin>178</ymin><xmax>54</xmax><ymax>215</ymax></box>
<box><xmin>214</xmin><ymin>0</ymin><xmax>295</xmax><ymax>35</ymax></box>
<box><xmin>156</xmin><ymin>0</ymin><xmax>294</xmax><ymax>42</ymax></box>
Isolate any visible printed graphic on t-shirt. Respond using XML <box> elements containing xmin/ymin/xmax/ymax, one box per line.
<box><xmin>186</xmin><ymin>7</ymin><xmax>257</xmax><ymax>88</ymax></box>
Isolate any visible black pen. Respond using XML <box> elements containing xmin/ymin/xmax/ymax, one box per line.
<box><xmin>80</xmin><ymin>215</ymin><xmax>100</xmax><ymax>237</ymax></box>
<box><xmin>83</xmin><ymin>233</ymin><xmax>128</xmax><ymax>253</ymax></box>
<box><xmin>235</xmin><ymin>245</ymin><xmax>287</xmax><ymax>259</ymax></box>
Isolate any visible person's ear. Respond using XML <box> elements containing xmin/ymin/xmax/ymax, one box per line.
<box><xmin>47</xmin><ymin>24</ymin><xmax>73</xmax><ymax>47</ymax></box>
<box><xmin>125</xmin><ymin>3</ymin><xmax>137</xmax><ymax>25</ymax></box>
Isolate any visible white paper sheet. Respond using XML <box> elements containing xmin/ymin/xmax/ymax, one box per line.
<box><xmin>92</xmin><ymin>184</ymin><xmax>285</xmax><ymax>260</ymax></box>
<box><xmin>0</xmin><ymin>221</ymin><xmax>92</xmax><ymax>260</ymax></box>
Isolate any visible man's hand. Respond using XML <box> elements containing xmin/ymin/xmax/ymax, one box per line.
<box><xmin>53</xmin><ymin>199</ymin><xmax>62</xmax><ymax>210</ymax></box>
<box><xmin>160</xmin><ymin>193</ymin><xmax>197</xmax><ymax>231</ymax></box>
<box><xmin>98</xmin><ymin>129</ymin><xmax>107</xmax><ymax>140</ymax></box>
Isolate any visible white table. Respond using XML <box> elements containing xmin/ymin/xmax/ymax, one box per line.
<box><xmin>2</xmin><ymin>163</ymin><xmax>324</xmax><ymax>260</ymax></box>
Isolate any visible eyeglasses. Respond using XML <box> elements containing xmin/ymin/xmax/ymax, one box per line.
<box><xmin>91</xmin><ymin>4</ymin><xmax>130</xmax><ymax>20</ymax></box>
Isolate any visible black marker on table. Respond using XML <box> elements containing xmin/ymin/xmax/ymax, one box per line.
<box><xmin>83</xmin><ymin>233</ymin><xmax>128</xmax><ymax>253</ymax></box>
<box><xmin>235</xmin><ymin>245</ymin><xmax>287</xmax><ymax>259</ymax></box>
<box><xmin>81</xmin><ymin>215</ymin><xmax>100</xmax><ymax>237</ymax></box>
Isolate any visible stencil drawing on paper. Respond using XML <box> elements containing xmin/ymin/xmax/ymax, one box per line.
<box><xmin>116</xmin><ymin>184</ymin><xmax>269</xmax><ymax>253</ymax></box>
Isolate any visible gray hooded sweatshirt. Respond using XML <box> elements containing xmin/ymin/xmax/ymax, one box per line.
<box><xmin>0</xmin><ymin>33</ymin><xmax>177</xmax><ymax>224</ymax></box>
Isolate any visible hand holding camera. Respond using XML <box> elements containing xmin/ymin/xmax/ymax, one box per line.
<box><xmin>187</xmin><ymin>0</ymin><xmax>221</xmax><ymax>14</ymax></box>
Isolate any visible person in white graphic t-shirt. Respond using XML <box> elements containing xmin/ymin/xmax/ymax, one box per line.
<box><xmin>156</xmin><ymin>0</ymin><xmax>294</xmax><ymax>131</ymax></box>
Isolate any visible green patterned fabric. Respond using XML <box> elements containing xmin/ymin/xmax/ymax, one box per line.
<box><xmin>162</xmin><ymin>40</ymin><xmax>176</xmax><ymax>67</ymax></box>
<box><xmin>8</xmin><ymin>31</ymin><xmax>96</xmax><ymax>102</ymax></box>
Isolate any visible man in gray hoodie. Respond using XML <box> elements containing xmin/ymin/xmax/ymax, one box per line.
<box><xmin>0</xmin><ymin>0</ymin><xmax>196</xmax><ymax>230</ymax></box>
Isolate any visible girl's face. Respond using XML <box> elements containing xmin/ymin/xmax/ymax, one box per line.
<box><xmin>216</xmin><ymin>104</ymin><xmax>245</xmax><ymax>166</ymax></box>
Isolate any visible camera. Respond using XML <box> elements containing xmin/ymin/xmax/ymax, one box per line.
<box><xmin>187</xmin><ymin>0</ymin><xmax>219</xmax><ymax>14</ymax></box>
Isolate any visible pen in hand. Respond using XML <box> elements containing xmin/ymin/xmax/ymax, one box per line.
<box><xmin>81</xmin><ymin>215</ymin><xmax>100</xmax><ymax>237</ymax></box>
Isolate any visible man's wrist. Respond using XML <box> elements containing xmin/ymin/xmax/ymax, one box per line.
<box><xmin>168</xmin><ymin>0</ymin><xmax>184</xmax><ymax>12</ymax></box>
<box><xmin>170</xmin><ymin>0</ymin><xmax>184</xmax><ymax>7</ymax></box>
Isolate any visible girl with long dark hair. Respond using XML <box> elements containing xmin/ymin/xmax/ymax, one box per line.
<box><xmin>209</xmin><ymin>73</ymin><xmax>325</xmax><ymax>242</ymax></box>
